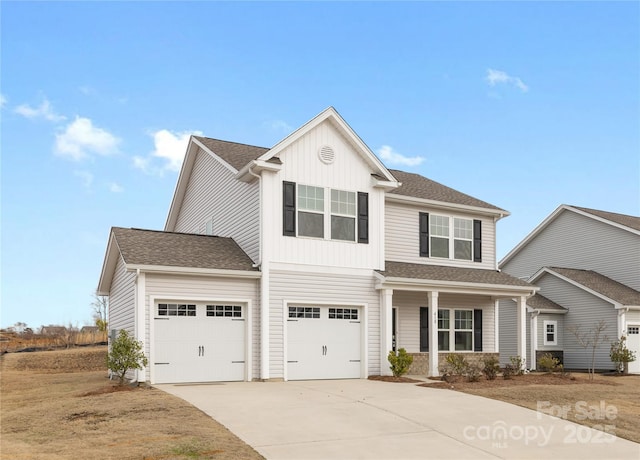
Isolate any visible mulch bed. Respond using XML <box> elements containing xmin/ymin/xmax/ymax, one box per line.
<box><xmin>368</xmin><ymin>375</ymin><xmax>424</xmax><ymax>383</ymax></box>
<box><xmin>418</xmin><ymin>372</ymin><xmax>621</xmax><ymax>390</ymax></box>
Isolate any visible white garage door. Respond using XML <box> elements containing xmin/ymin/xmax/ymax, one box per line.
<box><xmin>287</xmin><ymin>306</ymin><xmax>361</xmax><ymax>380</ymax></box>
<box><xmin>153</xmin><ymin>302</ymin><xmax>245</xmax><ymax>384</ymax></box>
<box><xmin>627</xmin><ymin>325</ymin><xmax>640</xmax><ymax>374</ymax></box>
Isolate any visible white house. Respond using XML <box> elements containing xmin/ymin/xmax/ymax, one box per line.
<box><xmin>499</xmin><ymin>205</ymin><xmax>640</xmax><ymax>373</ymax></box>
<box><xmin>98</xmin><ymin>107</ymin><xmax>535</xmax><ymax>384</ymax></box>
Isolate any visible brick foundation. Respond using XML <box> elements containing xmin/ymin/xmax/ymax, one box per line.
<box><xmin>406</xmin><ymin>352</ymin><xmax>500</xmax><ymax>375</ymax></box>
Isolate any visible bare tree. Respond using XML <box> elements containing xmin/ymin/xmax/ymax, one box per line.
<box><xmin>568</xmin><ymin>320</ymin><xmax>608</xmax><ymax>380</ymax></box>
<box><xmin>91</xmin><ymin>293</ymin><xmax>108</xmax><ymax>332</ymax></box>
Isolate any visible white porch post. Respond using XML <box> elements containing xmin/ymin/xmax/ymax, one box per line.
<box><xmin>428</xmin><ymin>291</ymin><xmax>439</xmax><ymax>377</ymax></box>
<box><xmin>380</xmin><ymin>289</ymin><xmax>394</xmax><ymax>376</ymax></box>
<box><xmin>618</xmin><ymin>308</ymin><xmax>627</xmax><ymax>338</ymax></box>
<box><xmin>516</xmin><ymin>296</ymin><xmax>527</xmax><ymax>370</ymax></box>
<box><xmin>135</xmin><ymin>271</ymin><xmax>146</xmax><ymax>382</ymax></box>
<box><xmin>494</xmin><ymin>299</ymin><xmax>500</xmax><ymax>353</ymax></box>
<box><xmin>530</xmin><ymin>312</ymin><xmax>538</xmax><ymax>371</ymax></box>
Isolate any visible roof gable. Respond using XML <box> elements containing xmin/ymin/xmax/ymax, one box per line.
<box><xmin>193</xmin><ymin>136</ymin><xmax>269</xmax><ymax>172</ymax></box>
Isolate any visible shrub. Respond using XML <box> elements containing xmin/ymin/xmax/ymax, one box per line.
<box><xmin>509</xmin><ymin>356</ymin><xmax>525</xmax><ymax>375</ymax></box>
<box><xmin>445</xmin><ymin>353</ymin><xmax>468</xmax><ymax>374</ymax></box>
<box><xmin>610</xmin><ymin>336</ymin><xmax>636</xmax><ymax>374</ymax></box>
<box><xmin>388</xmin><ymin>348</ymin><xmax>413</xmax><ymax>377</ymax></box>
<box><xmin>538</xmin><ymin>353</ymin><xmax>561</xmax><ymax>373</ymax></box>
<box><xmin>502</xmin><ymin>364</ymin><xmax>515</xmax><ymax>380</ymax></box>
<box><xmin>482</xmin><ymin>356</ymin><xmax>500</xmax><ymax>380</ymax></box>
<box><xmin>465</xmin><ymin>363</ymin><xmax>483</xmax><ymax>382</ymax></box>
<box><xmin>107</xmin><ymin>330</ymin><xmax>148</xmax><ymax>385</ymax></box>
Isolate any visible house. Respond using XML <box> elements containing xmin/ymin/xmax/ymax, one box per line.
<box><xmin>40</xmin><ymin>325</ymin><xmax>67</xmax><ymax>336</ymax></box>
<box><xmin>97</xmin><ymin>107</ymin><xmax>535</xmax><ymax>384</ymax></box>
<box><xmin>498</xmin><ymin>205</ymin><xmax>640</xmax><ymax>373</ymax></box>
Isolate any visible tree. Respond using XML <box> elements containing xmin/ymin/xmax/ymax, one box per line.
<box><xmin>568</xmin><ymin>320</ymin><xmax>608</xmax><ymax>380</ymax></box>
<box><xmin>92</xmin><ymin>293</ymin><xmax>108</xmax><ymax>332</ymax></box>
<box><xmin>610</xmin><ymin>336</ymin><xmax>636</xmax><ymax>374</ymax></box>
<box><xmin>107</xmin><ymin>330</ymin><xmax>148</xmax><ymax>385</ymax></box>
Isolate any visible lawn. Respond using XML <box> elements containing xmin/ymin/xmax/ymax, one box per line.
<box><xmin>0</xmin><ymin>347</ymin><xmax>263</xmax><ymax>460</ymax></box>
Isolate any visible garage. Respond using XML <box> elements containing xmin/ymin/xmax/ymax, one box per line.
<box><xmin>627</xmin><ymin>325</ymin><xmax>640</xmax><ymax>374</ymax></box>
<box><xmin>152</xmin><ymin>301</ymin><xmax>246</xmax><ymax>384</ymax></box>
<box><xmin>287</xmin><ymin>305</ymin><xmax>362</xmax><ymax>380</ymax></box>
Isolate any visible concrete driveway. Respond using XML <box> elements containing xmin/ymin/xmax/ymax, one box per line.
<box><xmin>158</xmin><ymin>379</ymin><xmax>639</xmax><ymax>460</ymax></box>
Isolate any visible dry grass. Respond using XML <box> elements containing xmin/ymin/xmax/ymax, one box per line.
<box><xmin>0</xmin><ymin>347</ymin><xmax>264</xmax><ymax>460</ymax></box>
<box><xmin>425</xmin><ymin>372</ymin><xmax>640</xmax><ymax>444</ymax></box>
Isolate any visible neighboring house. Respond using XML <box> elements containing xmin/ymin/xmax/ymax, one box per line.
<box><xmin>40</xmin><ymin>326</ymin><xmax>67</xmax><ymax>336</ymax></box>
<box><xmin>97</xmin><ymin>107</ymin><xmax>535</xmax><ymax>384</ymax></box>
<box><xmin>499</xmin><ymin>205</ymin><xmax>640</xmax><ymax>373</ymax></box>
<box><xmin>80</xmin><ymin>326</ymin><xmax>100</xmax><ymax>334</ymax></box>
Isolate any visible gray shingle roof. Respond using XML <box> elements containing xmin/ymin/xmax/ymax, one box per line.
<box><xmin>378</xmin><ymin>261</ymin><xmax>532</xmax><ymax>287</ymax></box>
<box><xmin>527</xmin><ymin>294</ymin><xmax>567</xmax><ymax>312</ymax></box>
<box><xmin>112</xmin><ymin>227</ymin><xmax>258</xmax><ymax>272</ymax></box>
<box><xmin>194</xmin><ymin>136</ymin><xmax>269</xmax><ymax>171</ymax></box>
<box><xmin>572</xmin><ymin>206</ymin><xmax>640</xmax><ymax>232</ymax></box>
<box><xmin>388</xmin><ymin>169</ymin><xmax>505</xmax><ymax>211</ymax></box>
<box><xmin>548</xmin><ymin>267</ymin><xmax>640</xmax><ymax>306</ymax></box>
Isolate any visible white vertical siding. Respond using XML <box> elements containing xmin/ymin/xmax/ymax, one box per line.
<box><xmin>501</xmin><ymin>210</ymin><xmax>640</xmax><ymax>290</ymax></box>
<box><xmin>264</xmin><ymin>121</ymin><xmax>385</xmax><ymax>270</ymax></box>
<box><xmin>144</xmin><ymin>273</ymin><xmax>260</xmax><ymax>381</ymax></box>
<box><xmin>269</xmin><ymin>268</ymin><xmax>380</xmax><ymax>377</ymax></box>
<box><xmin>108</xmin><ymin>255</ymin><xmax>136</xmax><ymax>335</ymax></box>
<box><xmin>173</xmin><ymin>147</ymin><xmax>260</xmax><ymax>262</ymax></box>
<box><xmin>385</xmin><ymin>202</ymin><xmax>496</xmax><ymax>270</ymax></box>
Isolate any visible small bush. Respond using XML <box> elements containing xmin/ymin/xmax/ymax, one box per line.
<box><xmin>445</xmin><ymin>353</ymin><xmax>468</xmax><ymax>374</ymax></box>
<box><xmin>107</xmin><ymin>330</ymin><xmax>148</xmax><ymax>385</ymax></box>
<box><xmin>509</xmin><ymin>356</ymin><xmax>525</xmax><ymax>375</ymax></box>
<box><xmin>538</xmin><ymin>353</ymin><xmax>561</xmax><ymax>373</ymax></box>
<box><xmin>502</xmin><ymin>364</ymin><xmax>515</xmax><ymax>380</ymax></box>
<box><xmin>388</xmin><ymin>348</ymin><xmax>413</xmax><ymax>377</ymax></box>
<box><xmin>610</xmin><ymin>336</ymin><xmax>636</xmax><ymax>374</ymax></box>
<box><xmin>465</xmin><ymin>363</ymin><xmax>483</xmax><ymax>382</ymax></box>
<box><xmin>482</xmin><ymin>356</ymin><xmax>500</xmax><ymax>380</ymax></box>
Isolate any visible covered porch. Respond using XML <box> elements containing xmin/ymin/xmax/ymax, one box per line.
<box><xmin>376</xmin><ymin>262</ymin><xmax>537</xmax><ymax>377</ymax></box>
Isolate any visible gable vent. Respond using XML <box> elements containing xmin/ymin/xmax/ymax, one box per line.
<box><xmin>318</xmin><ymin>145</ymin><xmax>335</xmax><ymax>164</ymax></box>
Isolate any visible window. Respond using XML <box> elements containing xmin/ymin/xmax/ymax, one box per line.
<box><xmin>158</xmin><ymin>303</ymin><xmax>196</xmax><ymax>317</ymax></box>
<box><xmin>331</xmin><ymin>189</ymin><xmax>356</xmax><ymax>241</ymax></box>
<box><xmin>289</xmin><ymin>306</ymin><xmax>320</xmax><ymax>319</ymax></box>
<box><xmin>629</xmin><ymin>326</ymin><xmax>639</xmax><ymax>335</ymax></box>
<box><xmin>437</xmin><ymin>309</ymin><xmax>450</xmax><ymax>351</ymax></box>
<box><xmin>328</xmin><ymin>308</ymin><xmax>358</xmax><ymax>320</ymax></box>
<box><xmin>298</xmin><ymin>185</ymin><xmax>324</xmax><ymax>238</ymax></box>
<box><xmin>543</xmin><ymin>320</ymin><xmax>557</xmax><ymax>346</ymax></box>
<box><xmin>430</xmin><ymin>215</ymin><xmax>449</xmax><ymax>258</ymax></box>
<box><xmin>453</xmin><ymin>218</ymin><xmax>473</xmax><ymax>260</ymax></box>
<box><xmin>420</xmin><ymin>213</ymin><xmax>481</xmax><ymax>262</ymax></box>
<box><xmin>204</xmin><ymin>217</ymin><xmax>214</xmax><ymax>235</ymax></box>
<box><xmin>454</xmin><ymin>310</ymin><xmax>473</xmax><ymax>351</ymax></box>
<box><xmin>206</xmin><ymin>305</ymin><xmax>242</xmax><ymax>318</ymax></box>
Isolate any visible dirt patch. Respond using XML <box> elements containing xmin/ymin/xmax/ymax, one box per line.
<box><xmin>368</xmin><ymin>375</ymin><xmax>424</xmax><ymax>383</ymax></box>
<box><xmin>419</xmin><ymin>372</ymin><xmax>640</xmax><ymax>444</ymax></box>
<box><xmin>1</xmin><ymin>347</ymin><xmax>264</xmax><ymax>460</ymax></box>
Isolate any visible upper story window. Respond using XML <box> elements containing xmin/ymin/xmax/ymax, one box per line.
<box><xmin>283</xmin><ymin>181</ymin><xmax>368</xmax><ymax>244</ymax></box>
<box><xmin>419</xmin><ymin>212</ymin><xmax>482</xmax><ymax>262</ymax></box>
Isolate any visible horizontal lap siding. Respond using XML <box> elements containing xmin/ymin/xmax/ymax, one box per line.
<box><xmin>144</xmin><ymin>273</ymin><xmax>260</xmax><ymax>380</ymax></box>
<box><xmin>270</xmin><ymin>269</ymin><xmax>380</xmax><ymax>377</ymax></box>
<box><xmin>385</xmin><ymin>202</ymin><xmax>496</xmax><ymax>270</ymax></box>
<box><xmin>628</xmin><ymin>311</ymin><xmax>640</xmax><ymax>324</ymax></box>
<box><xmin>499</xmin><ymin>300</ymin><xmax>518</xmax><ymax>366</ymax></box>
<box><xmin>109</xmin><ymin>255</ymin><xmax>135</xmax><ymax>335</ymax></box>
<box><xmin>173</xmin><ymin>148</ymin><xmax>260</xmax><ymax>262</ymax></box>
<box><xmin>537</xmin><ymin>314</ymin><xmax>564</xmax><ymax>351</ymax></box>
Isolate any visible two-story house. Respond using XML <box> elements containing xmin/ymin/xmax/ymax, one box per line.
<box><xmin>98</xmin><ymin>107</ymin><xmax>535</xmax><ymax>384</ymax></box>
<box><xmin>498</xmin><ymin>205</ymin><xmax>640</xmax><ymax>373</ymax></box>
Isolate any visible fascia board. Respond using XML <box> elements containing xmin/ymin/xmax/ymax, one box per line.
<box><xmin>191</xmin><ymin>137</ymin><xmax>238</xmax><ymax>174</ymax></box>
<box><xmin>568</xmin><ymin>206</ymin><xmax>640</xmax><ymax>236</ymax></box>
<box><xmin>534</xmin><ymin>267</ymin><xmax>623</xmax><ymax>308</ymax></box>
<box><xmin>385</xmin><ymin>194</ymin><xmax>509</xmax><ymax>218</ymax></box>
<box><xmin>164</xmin><ymin>138</ymin><xmax>200</xmax><ymax>231</ymax></box>
<box><xmin>97</xmin><ymin>232</ymin><xmax>119</xmax><ymax>295</ymax></box>
<box><xmin>235</xmin><ymin>159</ymin><xmax>282</xmax><ymax>182</ymax></box>
<box><xmin>125</xmin><ymin>264</ymin><xmax>262</xmax><ymax>279</ymax></box>
<box><xmin>376</xmin><ymin>276</ymin><xmax>537</xmax><ymax>297</ymax></box>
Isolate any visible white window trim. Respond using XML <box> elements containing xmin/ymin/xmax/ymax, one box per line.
<box><xmin>429</xmin><ymin>214</ymin><xmax>474</xmax><ymax>261</ymax></box>
<box><xmin>296</xmin><ymin>184</ymin><xmax>359</xmax><ymax>243</ymax></box>
<box><xmin>543</xmin><ymin>320</ymin><xmax>558</xmax><ymax>346</ymax></box>
<box><xmin>437</xmin><ymin>308</ymin><xmax>474</xmax><ymax>352</ymax></box>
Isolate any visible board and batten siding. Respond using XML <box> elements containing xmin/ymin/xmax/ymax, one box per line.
<box><xmin>143</xmin><ymin>273</ymin><xmax>260</xmax><ymax>381</ymax></box>
<box><xmin>537</xmin><ymin>273</ymin><xmax>617</xmax><ymax>370</ymax></box>
<box><xmin>108</xmin><ymin>255</ymin><xmax>136</xmax><ymax>335</ymax></box>
<box><xmin>501</xmin><ymin>210</ymin><xmax>640</xmax><ymax>290</ymax></box>
<box><xmin>385</xmin><ymin>202</ymin><xmax>496</xmax><ymax>270</ymax></box>
<box><xmin>269</xmin><ymin>268</ymin><xmax>380</xmax><ymax>378</ymax></box>
<box><xmin>394</xmin><ymin>292</ymin><xmax>496</xmax><ymax>353</ymax></box>
<box><xmin>264</xmin><ymin>120</ymin><xmax>385</xmax><ymax>270</ymax></box>
<box><xmin>172</xmin><ymin>147</ymin><xmax>260</xmax><ymax>263</ymax></box>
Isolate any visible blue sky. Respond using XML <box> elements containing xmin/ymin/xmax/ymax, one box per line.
<box><xmin>2</xmin><ymin>1</ymin><xmax>639</xmax><ymax>329</ymax></box>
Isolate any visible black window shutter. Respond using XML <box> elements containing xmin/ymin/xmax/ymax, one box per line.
<box><xmin>357</xmin><ymin>192</ymin><xmax>369</xmax><ymax>244</ymax></box>
<box><xmin>473</xmin><ymin>219</ymin><xmax>482</xmax><ymax>263</ymax></box>
<box><xmin>420</xmin><ymin>307</ymin><xmax>429</xmax><ymax>352</ymax></box>
<box><xmin>419</xmin><ymin>212</ymin><xmax>429</xmax><ymax>257</ymax></box>
<box><xmin>473</xmin><ymin>309</ymin><xmax>483</xmax><ymax>352</ymax></box>
<box><xmin>283</xmin><ymin>181</ymin><xmax>296</xmax><ymax>237</ymax></box>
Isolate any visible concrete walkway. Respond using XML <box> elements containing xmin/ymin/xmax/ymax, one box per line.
<box><xmin>158</xmin><ymin>379</ymin><xmax>640</xmax><ymax>460</ymax></box>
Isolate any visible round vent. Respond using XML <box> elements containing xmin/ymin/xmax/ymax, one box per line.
<box><xmin>318</xmin><ymin>145</ymin><xmax>335</xmax><ymax>164</ymax></box>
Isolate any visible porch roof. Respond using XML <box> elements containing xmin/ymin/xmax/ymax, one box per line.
<box><xmin>376</xmin><ymin>261</ymin><xmax>535</xmax><ymax>296</ymax></box>
<box><xmin>527</xmin><ymin>293</ymin><xmax>567</xmax><ymax>313</ymax></box>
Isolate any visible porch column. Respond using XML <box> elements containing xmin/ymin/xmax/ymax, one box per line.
<box><xmin>428</xmin><ymin>291</ymin><xmax>439</xmax><ymax>377</ymax></box>
<box><xmin>380</xmin><ymin>289</ymin><xmax>393</xmax><ymax>376</ymax></box>
<box><xmin>618</xmin><ymin>308</ymin><xmax>627</xmax><ymax>338</ymax></box>
<box><xmin>516</xmin><ymin>296</ymin><xmax>527</xmax><ymax>370</ymax></box>
<box><xmin>135</xmin><ymin>271</ymin><xmax>146</xmax><ymax>382</ymax></box>
<box><xmin>530</xmin><ymin>311</ymin><xmax>538</xmax><ymax>371</ymax></box>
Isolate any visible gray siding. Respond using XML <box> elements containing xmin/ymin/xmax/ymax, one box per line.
<box><xmin>108</xmin><ymin>255</ymin><xmax>136</xmax><ymax>335</ymax></box>
<box><xmin>173</xmin><ymin>147</ymin><xmax>260</xmax><ymax>262</ymax></box>
<box><xmin>538</xmin><ymin>273</ymin><xmax>617</xmax><ymax>370</ymax></box>
<box><xmin>501</xmin><ymin>210</ymin><xmax>640</xmax><ymax>290</ymax></box>
<box><xmin>498</xmin><ymin>299</ymin><xmax>518</xmax><ymax>366</ymax></box>
<box><xmin>537</xmin><ymin>314</ymin><xmax>564</xmax><ymax>351</ymax></box>
<box><xmin>144</xmin><ymin>273</ymin><xmax>260</xmax><ymax>381</ymax></box>
<box><xmin>270</xmin><ymin>269</ymin><xmax>380</xmax><ymax>378</ymax></box>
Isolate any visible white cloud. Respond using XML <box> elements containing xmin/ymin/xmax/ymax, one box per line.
<box><xmin>15</xmin><ymin>98</ymin><xmax>66</xmax><ymax>122</ymax></box>
<box><xmin>135</xmin><ymin>129</ymin><xmax>202</xmax><ymax>174</ymax></box>
<box><xmin>55</xmin><ymin>117</ymin><xmax>120</xmax><ymax>161</ymax></box>
<box><xmin>0</xmin><ymin>94</ymin><xmax>7</xmax><ymax>108</ymax></box>
<box><xmin>74</xmin><ymin>170</ymin><xmax>94</xmax><ymax>189</ymax></box>
<box><xmin>376</xmin><ymin>145</ymin><xmax>425</xmax><ymax>167</ymax></box>
<box><xmin>267</xmin><ymin>119</ymin><xmax>293</xmax><ymax>133</ymax></box>
<box><xmin>485</xmin><ymin>68</ymin><xmax>529</xmax><ymax>92</ymax></box>
<box><xmin>108</xmin><ymin>182</ymin><xmax>124</xmax><ymax>193</ymax></box>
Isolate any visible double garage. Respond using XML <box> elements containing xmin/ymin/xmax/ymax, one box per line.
<box><xmin>151</xmin><ymin>301</ymin><xmax>363</xmax><ymax>384</ymax></box>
